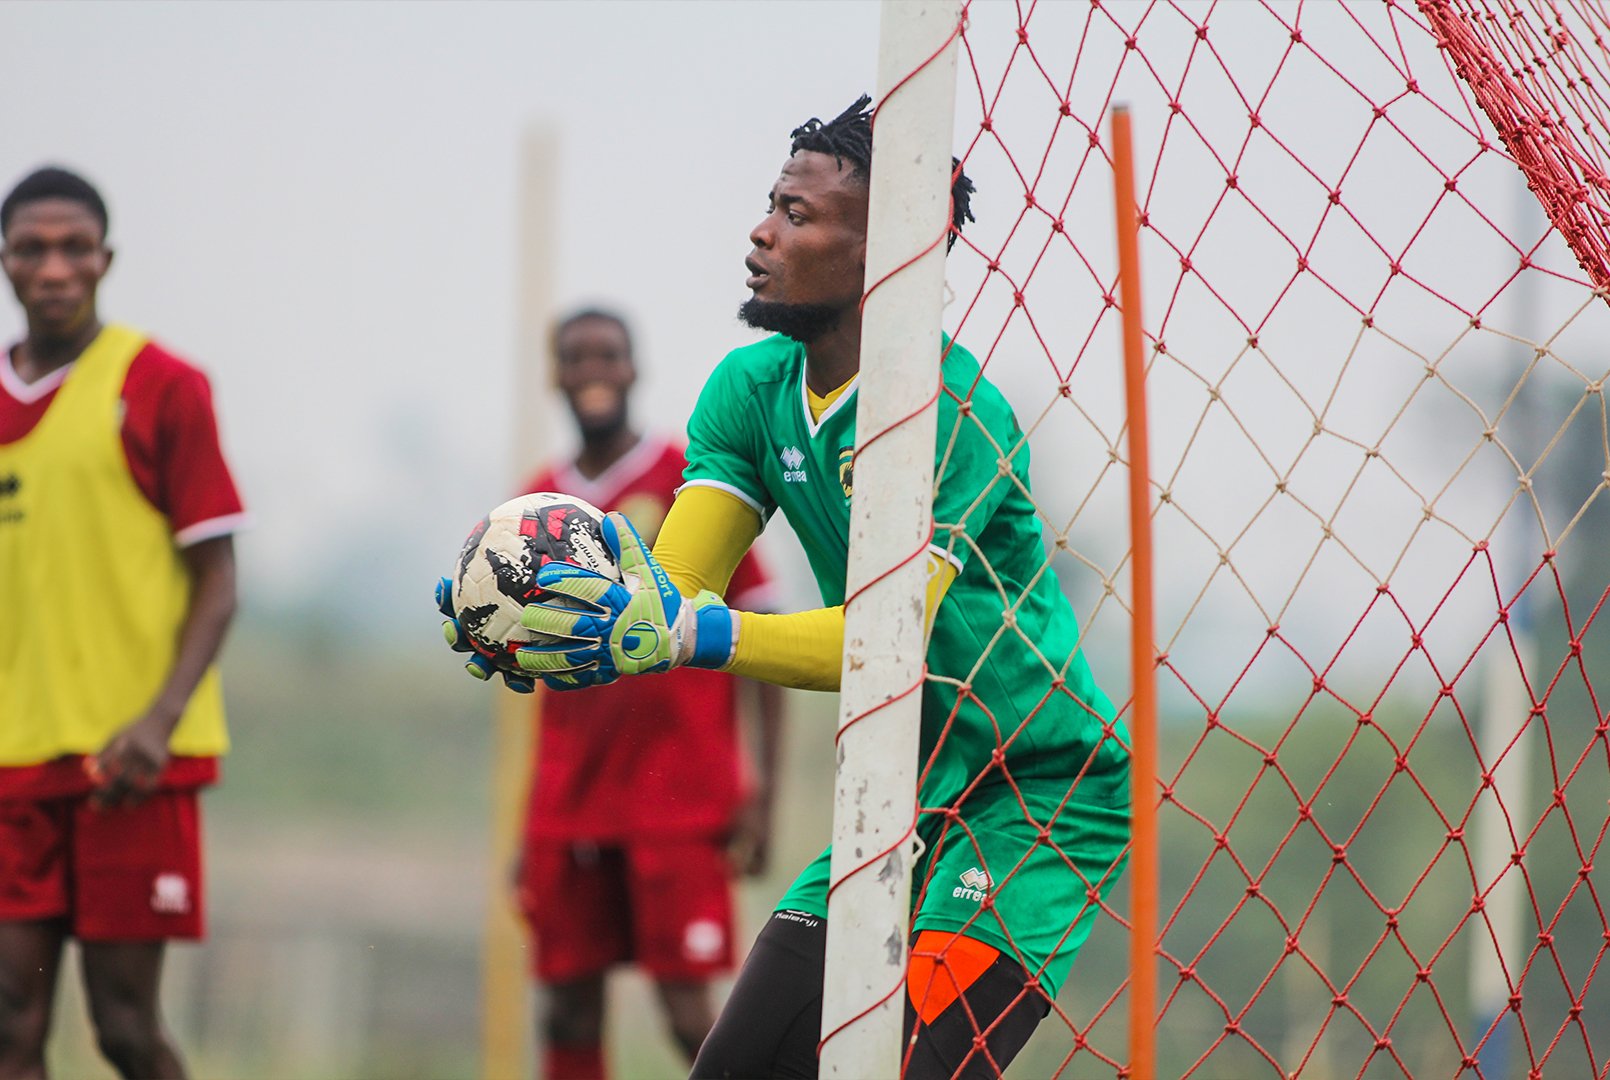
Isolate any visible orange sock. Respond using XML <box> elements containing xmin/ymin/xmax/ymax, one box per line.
<box><xmin>906</xmin><ymin>930</ymin><xmax>1001</xmax><ymax>1025</ymax></box>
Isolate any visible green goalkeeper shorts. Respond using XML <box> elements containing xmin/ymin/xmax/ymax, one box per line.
<box><xmin>774</xmin><ymin>775</ymin><xmax>1131</xmax><ymax>999</ymax></box>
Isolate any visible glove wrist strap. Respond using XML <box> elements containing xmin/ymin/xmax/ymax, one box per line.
<box><xmin>685</xmin><ymin>602</ymin><xmax>737</xmax><ymax>670</ymax></box>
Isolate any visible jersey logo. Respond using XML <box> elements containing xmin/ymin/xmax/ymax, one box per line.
<box><xmin>838</xmin><ymin>446</ymin><xmax>854</xmax><ymax>499</ymax></box>
<box><xmin>151</xmin><ymin>872</ymin><xmax>191</xmax><ymax>914</ymax></box>
<box><xmin>780</xmin><ymin>445</ymin><xmax>808</xmax><ymax>483</ymax></box>
<box><xmin>953</xmin><ymin>866</ymin><xmax>992</xmax><ymax>902</ymax></box>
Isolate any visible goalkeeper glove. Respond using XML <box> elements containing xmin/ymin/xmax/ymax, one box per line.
<box><xmin>435</xmin><ymin>577</ymin><xmax>537</xmax><ymax>694</ymax></box>
<box><xmin>516</xmin><ymin>511</ymin><xmax>736</xmax><ymax>689</ymax></box>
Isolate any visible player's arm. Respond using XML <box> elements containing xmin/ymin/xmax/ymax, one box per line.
<box><xmin>642</xmin><ymin>485</ymin><xmax>854</xmax><ymax>689</ymax></box>
<box><xmin>91</xmin><ymin>536</ymin><xmax>237</xmax><ymax>807</ymax></box>
<box><xmin>721</xmin><ymin>546</ymin><xmax>789</xmax><ymax>877</ymax></box>
<box><xmin>91</xmin><ymin>359</ymin><xmax>243</xmax><ymax>806</ymax></box>
<box><xmin>732</xmin><ymin>677</ymin><xmax>785</xmax><ymax>876</ymax></box>
<box><xmin>652</xmin><ymin>483</ymin><xmax>760</xmax><ymax>597</ymax></box>
<box><xmin>725</xmin><ymin>556</ymin><xmax>955</xmax><ymax>691</ymax></box>
<box><xmin>524</xmin><ymin>483</ymin><xmax>958</xmax><ymax>691</ymax></box>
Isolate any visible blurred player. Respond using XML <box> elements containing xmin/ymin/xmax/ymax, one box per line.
<box><xmin>0</xmin><ymin>167</ymin><xmax>245</xmax><ymax>1079</ymax></box>
<box><xmin>515</xmin><ymin>308</ymin><xmax>786</xmax><ymax>1079</ymax></box>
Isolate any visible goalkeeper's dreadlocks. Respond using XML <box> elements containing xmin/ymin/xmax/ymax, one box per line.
<box><xmin>788</xmin><ymin>93</ymin><xmax>976</xmax><ymax>252</ymax></box>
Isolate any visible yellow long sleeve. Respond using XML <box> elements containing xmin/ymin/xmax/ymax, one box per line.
<box><xmin>733</xmin><ymin>606</ymin><xmax>847</xmax><ymax>691</ymax></box>
<box><xmin>653</xmin><ymin>484</ymin><xmax>759</xmax><ymax>598</ymax></box>
<box><xmin>651</xmin><ymin>484</ymin><xmax>958</xmax><ymax>691</ymax></box>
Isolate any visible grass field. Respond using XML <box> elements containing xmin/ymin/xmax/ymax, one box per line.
<box><xmin>41</xmin><ymin>606</ymin><xmax>1605</xmax><ymax>1077</ymax></box>
<box><xmin>45</xmin><ymin>618</ymin><xmax>839</xmax><ymax>1079</ymax></box>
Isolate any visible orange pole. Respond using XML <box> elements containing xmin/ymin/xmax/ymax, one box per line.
<box><xmin>1111</xmin><ymin>105</ymin><xmax>1158</xmax><ymax>1080</ymax></box>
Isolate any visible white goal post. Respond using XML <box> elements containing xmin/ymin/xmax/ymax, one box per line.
<box><xmin>821</xmin><ymin>1</ymin><xmax>964</xmax><ymax>1075</ymax></box>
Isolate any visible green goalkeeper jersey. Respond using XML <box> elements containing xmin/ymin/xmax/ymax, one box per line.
<box><xmin>683</xmin><ymin>333</ymin><xmax>1130</xmax><ymax>814</ymax></box>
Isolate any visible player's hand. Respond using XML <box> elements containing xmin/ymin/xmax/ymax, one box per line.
<box><xmin>516</xmin><ymin>512</ymin><xmax>736</xmax><ymax>689</ymax></box>
<box><xmin>87</xmin><ymin>713</ymin><xmax>173</xmax><ymax>810</ymax></box>
<box><xmin>435</xmin><ymin>577</ymin><xmax>536</xmax><ymax>694</ymax></box>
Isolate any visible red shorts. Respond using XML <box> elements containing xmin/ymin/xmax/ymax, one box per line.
<box><xmin>519</xmin><ymin>837</ymin><xmax>734</xmax><ymax>983</ymax></box>
<box><xmin>0</xmin><ymin>790</ymin><xmax>205</xmax><ymax>940</ymax></box>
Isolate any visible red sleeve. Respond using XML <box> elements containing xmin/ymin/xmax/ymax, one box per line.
<box><xmin>120</xmin><ymin>343</ymin><xmax>247</xmax><ymax>545</ymax></box>
<box><xmin>726</xmin><ymin>543</ymin><xmax>778</xmax><ymax>613</ymax></box>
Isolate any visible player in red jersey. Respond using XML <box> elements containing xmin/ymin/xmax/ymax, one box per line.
<box><xmin>0</xmin><ymin>167</ymin><xmax>246</xmax><ymax>1080</ymax></box>
<box><xmin>514</xmin><ymin>308</ymin><xmax>786</xmax><ymax>1079</ymax></box>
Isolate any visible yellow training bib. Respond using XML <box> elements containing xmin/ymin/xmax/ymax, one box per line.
<box><xmin>0</xmin><ymin>325</ymin><xmax>227</xmax><ymax>764</ymax></box>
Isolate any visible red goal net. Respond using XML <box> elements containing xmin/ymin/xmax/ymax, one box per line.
<box><xmin>901</xmin><ymin>1</ymin><xmax>1610</xmax><ymax>1075</ymax></box>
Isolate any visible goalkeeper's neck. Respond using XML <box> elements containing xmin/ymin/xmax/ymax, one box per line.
<box><xmin>802</xmin><ymin>311</ymin><xmax>862</xmax><ymax>397</ymax></box>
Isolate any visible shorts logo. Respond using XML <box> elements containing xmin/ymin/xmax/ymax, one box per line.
<box><xmin>953</xmin><ymin>866</ymin><xmax>991</xmax><ymax>903</ymax></box>
<box><xmin>683</xmin><ymin>918</ymin><xmax>726</xmax><ymax>963</ymax></box>
<box><xmin>780</xmin><ymin>446</ymin><xmax>808</xmax><ymax>484</ymax></box>
<box><xmin>151</xmin><ymin>873</ymin><xmax>191</xmax><ymax>915</ymax></box>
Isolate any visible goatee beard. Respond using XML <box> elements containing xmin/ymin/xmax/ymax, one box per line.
<box><xmin>738</xmin><ymin>298</ymin><xmax>844</xmax><ymax>344</ymax></box>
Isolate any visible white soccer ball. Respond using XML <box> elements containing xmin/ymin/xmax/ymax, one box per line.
<box><xmin>451</xmin><ymin>492</ymin><xmax>619</xmax><ymax>670</ymax></box>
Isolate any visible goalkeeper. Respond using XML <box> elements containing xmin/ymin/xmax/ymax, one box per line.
<box><xmin>448</xmin><ymin>97</ymin><xmax>1130</xmax><ymax>1078</ymax></box>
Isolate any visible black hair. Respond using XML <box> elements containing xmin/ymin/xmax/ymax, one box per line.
<box><xmin>1</xmin><ymin>166</ymin><xmax>109</xmax><ymax>239</ymax></box>
<box><xmin>789</xmin><ymin>94</ymin><xmax>976</xmax><ymax>252</ymax></box>
<box><xmin>553</xmin><ymin>307</ymin><xmax>633</xmax><ymax>358</ymax></box>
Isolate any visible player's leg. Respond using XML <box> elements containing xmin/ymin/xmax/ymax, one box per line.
<box><xmin>544</xmin><ymin>974</ymin><xmax>607</xmax><ymax>1080</ymax></box>
<box><xmin>901</xmin><ymin>930</ymin><xmax>1048</xmax><ymax>1079</ymax></box>
<box><xmin>690</xmin><ymin>911</ymin><xmax>1046</xmax><ymax>1080</ymax></box>
<box><xmin>623</xmin><ymin>837</ymin><xmax>734</xmax><ymax>1064</ymax></box>
<box><xmin>0</xmin><ymin>920</ymin><xmax>67</xmax><ymax>1080</ymax></box>
<box><xmin>651</xmin><ymin>980</ymin><xmax>716</xmax><ymax>1064</ymax></box>
<box><xmin>72</xmin><ymin>790</ymin><xmax>204</xmax><ymax>1080</ymax></box>
<box><xmin>521</xmin><ymin>840</ymin><xmax>630</xmax><ymax>1080</ymax></box>
<box><xmin>78</xmin><ymin>941</ymin><xmax>185</xmax><ymax>1079</ymax></box>
<box><xmin>904</xmin><ymin>777</ymin><xmax>1130</xmax><ymax>1078</ymax></box>
<box><xmin>0</xmin><ymin>796</ymin><xmax>78</xmax><ymax>1080</ymax></box>
<box><xmin>688</xmin><ymin>909</ymin><xmax>825</xmax><ymax>1079</ymax></box>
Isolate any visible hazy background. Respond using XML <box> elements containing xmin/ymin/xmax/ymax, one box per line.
<box><xmin>5</xmin><ymin>1</ymin><xmax>1610</xmax><ymax>1077</ymax></box>
<box><xmin>1</xmin><ymin>2</ymin><xmax>885</xmax><ymax>1076</ymax></box>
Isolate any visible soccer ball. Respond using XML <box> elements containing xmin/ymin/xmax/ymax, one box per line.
<box><xmin>451</xmin><ymin>492</ymin><xmax>619</xmax><ymax>669</ymax></box>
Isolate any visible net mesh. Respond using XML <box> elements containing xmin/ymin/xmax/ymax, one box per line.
<box><xmin>887</xmin><ymin>1</ymin><xmax>1610</xmax><ymax>1075</ymax></box>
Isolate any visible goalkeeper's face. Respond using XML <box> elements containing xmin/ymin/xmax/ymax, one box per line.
<box><xmin>743</xmin><ymin>151</ymin><xmax>869</xmax><ymax>321</ymax></box>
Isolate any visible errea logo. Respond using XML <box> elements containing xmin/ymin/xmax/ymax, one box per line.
<box><xmin>780</xmin><ymin>446</ymin><xmax>808</xmax><ymax>483</ymax></box>
<box><xmin>953</xmin><ymin>866</ymin><xmax>991</xmax><ymax>903</ymax></box>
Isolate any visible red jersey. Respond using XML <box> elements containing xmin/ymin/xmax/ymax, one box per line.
<box><xmin>1</xmin><ymin>338</ymin><xmax>247</xmax><ymax>544</ymax></box>
<box><xmin>0</xmin><ymin>336</ymin><xmax>245</xmax><ymax>799</ymax></box>
<box><xmin>520</xmin><ymin>435</ymin><xmax>776</xmax><ymax>841</ymax></box>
